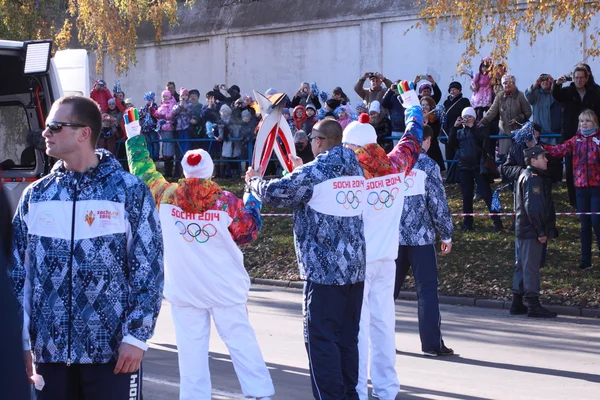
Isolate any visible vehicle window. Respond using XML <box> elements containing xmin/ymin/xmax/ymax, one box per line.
<box><xmin>0</xmin><ymin>104</ymin><xmax>37</xmax><ymax>170</ymax></box>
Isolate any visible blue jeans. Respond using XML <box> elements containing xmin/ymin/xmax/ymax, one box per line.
<box><xmin>176</xmin><ymin>128</ymin><xmax>190</xmax><ymax>156</ymax></box>
<box><xmin>575</xmin><ymin>187</ymin><xmax>600</xmax><ymax>265</ymax></box>
<box><xmin>142</xmin><ymin>130</ymin><xmax>160</xmax><ymax>160</ymax></box>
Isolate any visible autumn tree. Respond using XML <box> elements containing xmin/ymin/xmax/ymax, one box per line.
<box><xmin>0</xmin><ymin>0</ymin><xmax>191</xmax><ymax>74</ymax></box>
<box><xmin>413</xmin><ymin>0</ymin><xmax>600</xmax><ymax>71</ymax></box>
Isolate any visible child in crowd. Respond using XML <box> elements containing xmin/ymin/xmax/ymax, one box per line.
<box><xmin>139</xmin><ymin>91</ymin><xmax>160</xmax><ymax>160</ymax></box>
<box><xmin>336</xmin><ymin>105</ymin><xmax>353</xmax><ymax>130</ymax></box>
<box><xmin>221</xmin><ymin>104</ymin><xmax>243</xmax><ymax>178</ymax></box>
<box><xmin>97</xmin><ymin>113</ymin><xmax>118</xmax><ymax>155</ymax></box>
<box><xmin>173</xmin><ymin>88</ymin><xmax>192</xmax><ymax>176</ymax></box>
<box><xmin>152</xmin><ymin>90</ymin><xmax>177</xmax><ymax>177</ymax></box>
<box><xmin>471</xmin><ymin>57</ymin><xmax>494</xmax><ymax>120</ymax></box>
<box><xmin>292</xmin><ymin>105</ymin><xmax>307</xmax><ymax>133</ymax></box>
<box><xmin>303</xmin><ymin>104</ymin><xmax>318</xmax><ymax>134</ymax></box>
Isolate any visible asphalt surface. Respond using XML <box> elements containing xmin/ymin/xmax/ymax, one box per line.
<box><xmin>144</xmin><ymin>285</ymin><xmax>600</xmax><ymax>399</ymax></box>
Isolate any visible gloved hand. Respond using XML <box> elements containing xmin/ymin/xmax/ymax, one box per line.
<box><xmin>123</xmin><ymin>108</ymin><xmax>141</xmax><ymax>138</ymax></box>
<box><xmin>397</xmin><ymin>81</ymin><xmax>419</xmax><ymax>109</ymax></box>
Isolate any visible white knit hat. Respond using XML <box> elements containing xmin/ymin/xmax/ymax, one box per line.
<box><xmin>181</xmin><ymin>149</ymin><xmax>214</xmax><ymax>179</ymax></box>
<box><xmin>461</xmin><ymin>107</ymin><xmax>477</xmax><ymax>119</ymax></box>
<box><xmin>369</xmin><ymin>100</ymin><xmax>381</xmax><ymax>114</ymax></box>
<box><xmin>342</xmin><ymin>114</ymin><xmax>377</xmax><ymax>147</ymax></box>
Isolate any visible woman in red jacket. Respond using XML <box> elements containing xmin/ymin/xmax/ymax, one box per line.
<box><xmin>544</xmin><ymin>109</ymin><xmax>600</xmax><ymax>270</ymax></box>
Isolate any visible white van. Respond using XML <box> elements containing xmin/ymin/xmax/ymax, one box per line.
<box><xmin>0</xmin><ymin>40</ymin><xmax>63</xmax><ymax>213</ymax></box>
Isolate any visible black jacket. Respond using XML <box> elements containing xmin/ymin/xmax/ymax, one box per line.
<box><xmin>515</xmin><ymin>166</ymin><xmax>559</xmax><ymax>240</ymax></box>
<box><xmin>552</xmin><ymin>82</ymin><xmax>600</xmax><ymax>140</ymax></box>
<box><xmin>502</xmin><ymin>141</ymin><xmax>563</xmax><ymax>185</ymax></box>
<box><xmin>442</xmin><ymin>94</ymin><xmax>471</xmax><ymax>137</ymax></box>
<box><xmin>380</xmin><ymin>88</ymin><xmax>406</xmax><ymax>132</ymax></box>
<box><xmin>448</xmin><ymin>124</ymin><xmax>488</xmax><ymax>170</ymax></box>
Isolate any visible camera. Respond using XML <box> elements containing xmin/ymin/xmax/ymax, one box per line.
<box><xmin>540</xmin><ymin>74</ymin><xmax>549</xmax><ymax>81</ymax></box>
<box><xmin>565</xmin><ymin>76</ymin><xmax>573</xmax><ymax>82</ymax></box>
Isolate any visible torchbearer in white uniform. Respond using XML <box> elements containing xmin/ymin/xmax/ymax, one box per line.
<box><xmin>343</xmin><ymin>82</ymin><xmax>424</xmax><ymax>400</ymax></box>
<box><xmin>124</xmin><ymin>118</ymin><xmax>274</xmax><ymax>400</ymax></box>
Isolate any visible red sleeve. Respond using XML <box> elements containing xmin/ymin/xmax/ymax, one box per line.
<box><xmin>114</xmin><ymin>93</ymin><xmax>126</xmax><ymax>112</ymax></box>
<box><xmin>387</xmin><ymin>135</ymin><xmax>421</xmax><ymax>174</ymax></box>
<box><xmin>224</xmin><ymin>192</ymin><xmax>262</xmax><ymax>246</ymax></box>
<box><xmin>544</xmin><ymin>137</ymin><xmax>575</xmax><ymax>158</ymax></box>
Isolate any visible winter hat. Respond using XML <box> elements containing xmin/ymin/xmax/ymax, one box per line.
<box><xmin>418</xmin><ymin>82</ymin><xmax>433</xmax><ymax>93</ymax></box>
<box><xmin>241</xmin><ymin>110</ymin><xmax>251</xmax><ymax>119</ymax></box>
<box><xmin>97</xmin><ymin>80</ymin><xmax>106</xmax><ymax>86</ymax></box>
<box><xmin>161</xmin><ymin>90</ymin><xmax>172</xmax><ymax>99</ymax></box>
<box><xmin>124</xmin><ymin>98</ymin><xmax>134</xmax><ymax>106</ymax></box>
<box><xmin>220</xmin><ymin>104</ymin><xmax>232</xmax><ymax>115</ymax></box>
<box><xmin>107</xmin><ymin>98</ymin><xmax>116</xmax><ymax>105</ymax></box>
<box><xmin>326</xmin><ymin>98</ymin><xmax>341</xmax><ymax>110</ymax></box>
<box><xmin>180</xmin><ymin>87</ymin><xmax>189</xmax><ymax>97</ymax></box>
<box><xmin>356</xmin><ymin>102</ymin><xmax>368</xmax><ymax>113</ymax></box>
<box><xmin>305</xmin><ymin>103</ymin><xmax>317</xmax><ymax>112</ymax></box>
<box><xmin>448</xmin><ymin>81</ymin><xmax>462</xmax><ymax>93</ymax></box>
<box><xmin>265</xmin><ymin>88</ymin><xmax>277</xmax><ymax>96</ymax></box>
<box><xmin>230</xmin><ymin>85</ymin><xmax>240</xmax><ymax>94</ymax></box>
<box><xmin>181</xmin><ymin>149</ymin><xmax>214</xmax><ymax>179</ymax></box>
<box><xmin>461</xmin><ymin>107</ymin><xmax>477</xmax><ymax>119</ymax></box>
<box><xmin>282</xmin><ymin>108</ymin><xmax>291</xmax><ymax>116</ymax></box>
<box><xmin>342</xmin><ymin>114</ymin><xmax>378</xmax><ymax>147</ymax></box>
<box><xmin>369</xmin><ymin>100</ymin><xmax>381</xmax><ymax>114</ymax></box>
<box><xmin>189</xmin><ymin>89</ymin><xmax>200</xmax><ymax>97</ymax></box>
<box><xmin>144</xmin><ymin>91</ymin><xmax>155</xmax><ymax>102</ymax></box>
<box><xmin>512</xmin><ymin>122</ymin><xmax>536</xmax><ymax>144</ymax></box>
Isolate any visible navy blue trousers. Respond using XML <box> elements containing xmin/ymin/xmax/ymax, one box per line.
<box><xmin>35</xmin><ymin>362</ymin><xmax>142</xmax><ymax>400</ymax></box>
<box><xmin>394</xmin><ymin>245</ymin><xmax>445</xmax><ymax>353</ymax></box>
<box><xmin>303</xmin><ymin>280</ymin><xmax>364</xmax><ymax>400</ymax></box>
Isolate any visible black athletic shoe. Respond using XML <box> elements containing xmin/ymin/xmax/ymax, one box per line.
<box><xmin>423</xmin><ymin>345</ymin><xmax>454</xmax><ymax>357</ymax></box>
<box><xmin>461</xmin><ymin>225</ymin><xmax>472</xmax><ymax>233</ymax></box>
<box><xmin>579</xmin><ymin>263</ymin><xmax>593</xmax><ymax>271</ymax></box>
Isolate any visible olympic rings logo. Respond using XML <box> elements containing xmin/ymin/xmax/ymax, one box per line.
<box><xmin>336</xmin><ymin>190</ymin><xmax>362</xmax><ymax>210</ymax></box>
<box><xmin>175</xmin><ymin>221</ymin><xmax>218</xmax><ymax>243</ymax></box>
<box><xmin>367</xmin><ymin>187</ymin><xmax>400</xmax><ymax>210</ymax></box>
<box><xmin>404</xmin><ymin>178</ymin><xmax>415</xmax><ymax>191</ymax></box>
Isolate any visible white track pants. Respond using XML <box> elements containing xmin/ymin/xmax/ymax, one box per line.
<box><xmin>171</xmin><ymin>303</ymin><xmax>274</xmax><ymax>400</ymax></box>
<box><xmin>357</xmin><ymin>260</ymin><xmax>400</xmax><ymax>400</ymax></box>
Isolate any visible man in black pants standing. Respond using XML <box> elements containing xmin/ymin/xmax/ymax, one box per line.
<box><xmin>10</xmin><ymin>96</ymin><xmax>164</xmax><ymax>399</ymax></box>
<box><xmin>247</xmin><ymin>119</ymin><xmax>366</xmax><ymax>399</ymax></box>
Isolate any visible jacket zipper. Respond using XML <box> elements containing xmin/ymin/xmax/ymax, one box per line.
<box><xmin>66</xmin><ymin>176</ymin><xmax>80</xmax><ymax>366</ymax></box>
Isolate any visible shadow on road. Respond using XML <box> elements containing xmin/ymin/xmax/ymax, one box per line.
<box><xmin>397</xmin><ymin>350</ymin><xmax>600</xmax><ymax>384</ymax></box>
<box><xmin>144</xmin><ymin>344</ymin><xmax>311</xmax><ymax>397</ymax></box>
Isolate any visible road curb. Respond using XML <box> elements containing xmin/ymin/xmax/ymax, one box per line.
<box><xmin>250</xmin><ymin>277</ymin><xmax>600</xmax><ymax>319</ymax></box>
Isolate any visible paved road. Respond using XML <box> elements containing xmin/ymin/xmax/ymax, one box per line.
<box><xmin>144</xmin><ymin>285</ymin><xmax>600</xmax><ymax>399</ymax></box>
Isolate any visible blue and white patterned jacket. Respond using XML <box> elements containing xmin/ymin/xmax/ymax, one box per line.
<box><xmin>249</xmin><ymin>145</ymin><xmax>366</xmax><ymax>285</ymax></box>
<box><xmin>10</xmin><ymin>150</ymin><xmax>164</xmax><ymax>364</ymax></box>
<box><xmin>399</xmin><ymin>151</ymin><xmax>453</xmax><ymax>246</ymax></box>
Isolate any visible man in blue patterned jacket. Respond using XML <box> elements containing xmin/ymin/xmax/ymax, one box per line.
<box><xmin>10</xmin><ymin>96</ymin><xmax>164</xmax><ymax>399</ymax></box>
<box><xmin>246</xmin><ymin>118</ymin><xmax>366</xmax><ymax>400</ymax></box>
<box><xmin>393</xmin><ymin>125</ymin><xmax>455</xmax><ymax>357</ymax></box>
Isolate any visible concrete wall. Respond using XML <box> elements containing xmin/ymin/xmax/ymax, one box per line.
<box><xmin>97</xmin><ymin>2</ymin><xmax>599</xmax><ymax>107</ymax></box>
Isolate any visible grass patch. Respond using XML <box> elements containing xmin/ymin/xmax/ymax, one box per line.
<box><xmin>215</xmin><ymin>178</ymin><xmax>600</xmax><ymax>308</ymax></box>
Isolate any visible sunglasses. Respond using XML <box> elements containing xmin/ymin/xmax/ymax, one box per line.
<box><xmin>308</xmin><ymin>135</ymin><xmax>325</xmax><ymax>143</ymax></box>
<box><xmin>45</xmin><ymin>121</ymin><xmax>87</xmax><ymax>133</ymax></box>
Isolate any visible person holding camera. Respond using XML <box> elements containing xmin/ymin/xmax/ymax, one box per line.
<box><xmin>291</xmin><ymin>81</ymin><xmax>322</xmax><ymax>109</ymax></box>
<box><xmin>354</xmin><ymin>72</ymin><xmax>393</xmax><ymax>109</ymax></box>
<box><xmin>552</xmin><ymin>65</ymin><xmax>600</xmax><ymax>209</ymax></box>
<box><xmin>449</xmin><ymin>107</ymin><xmax>503</xmax><ymax>232</ymax></box>
<box><xmin>415</xmin><ymin>74</ymin><xmax>442</xmax><ymax>104</ymax></box>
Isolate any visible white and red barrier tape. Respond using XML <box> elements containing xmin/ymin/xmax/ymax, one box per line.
<box><xmin>261</xmin><ymin>212</ymin><xmax>600</xmax><ymax>217</ymax></box>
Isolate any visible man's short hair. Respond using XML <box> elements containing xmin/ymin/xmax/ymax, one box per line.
<box><xmin>422</xmin><ymin>125</ymin><xmax>433</xmax><ymax>142</ymax></box>
<box><xmin>56</xmin><ymin>96</ymin><xmax>102</xmax><ymax>146</ymax></box>
<box><xmin>574</xmin><ymin>66</ymin><xmax>589</xmax><ymax>77</ymax></box>
<box><xmin>166</xmin><ymin>81</ymin><xmax>176</xmax><ymax>87</ymax></box>
<box><xmin>294</xmin><ymin>130</ymin><xmax>308</xmax><ymax>142</ymax></box>
<box><xmin>314</xmin><ymin>119</ymin><xmax>343</xmax><ymax>145</ymax></box>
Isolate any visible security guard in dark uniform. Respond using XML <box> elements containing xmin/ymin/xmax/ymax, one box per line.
<box><xmin>511</xmin><ymin>145</ymin><xmax>559</xmax><ymax>318</ymax></box>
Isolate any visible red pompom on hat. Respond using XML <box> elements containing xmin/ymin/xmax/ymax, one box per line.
<box><xmin>181</xmin><ymin>149</ymin><xmax>214</xmax><ymax>179</ymax></box>
<box><xmin>342</xmin><ymin>113</ymin><xmax>377</xmax><ymax>147</ymax></box>
<box><xmin>357</xmin><ymin>113</ymin><xmax>370</xmax><ymax>124</ymax></box>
